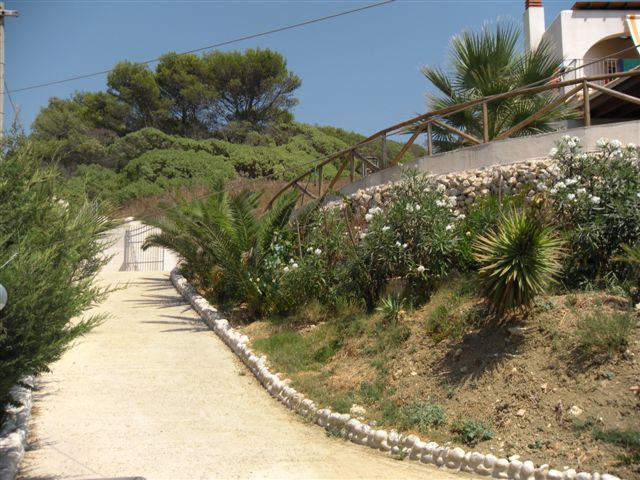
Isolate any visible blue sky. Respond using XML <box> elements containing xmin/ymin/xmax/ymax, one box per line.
<box><xmin>7</xmin><ymin>0</ymin><xmax>572</xmax><ymax>136</ymax></box>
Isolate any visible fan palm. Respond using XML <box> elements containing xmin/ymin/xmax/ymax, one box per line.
<box><xmin>144</xmin><ymin>187</ymin><xmax>298</xmax><ymax>317</ymax></box>
<box><xmin>422</xmin><ymin>21</ymin><xmax>573</xmax><ymax>152</ymax></box>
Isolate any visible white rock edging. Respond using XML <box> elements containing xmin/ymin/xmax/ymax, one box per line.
<box><xmin>0</xmin><ymin>377</ymin><xmax>34</xmax><ymax>480</ymax></box>
<box><xmin>170</xmin><ymin>268</ymin><xmax>621</xmax><ymax>480</ymax></box>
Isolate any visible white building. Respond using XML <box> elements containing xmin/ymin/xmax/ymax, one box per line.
<box><xmin>525</xmin><ymin>1</ymin><xmax>640</xmax><ymax>80</ymax></box>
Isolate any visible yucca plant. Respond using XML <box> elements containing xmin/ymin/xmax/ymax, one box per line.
<box><xmin>144</xmin><ymin>186</ymin><xmax>298</xmax><ymax>317</ymax></box>
<box><xmin>473</xmin><ymin>209</ymin><xmax>563</xmax><ymax>315</ymax></box>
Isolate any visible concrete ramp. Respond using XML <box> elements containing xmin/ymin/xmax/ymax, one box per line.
<box><xmin>340</xmin><ymin>120</ymin><xmax>640</xmax><ymax>196</ymax></box>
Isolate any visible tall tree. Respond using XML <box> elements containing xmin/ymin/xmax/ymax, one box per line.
<box><xmin>202</xmin><ymin>48</ymin><xmax>301</xmax><ymax>126</ymax></box>
<box><xmin>107</xmin><ymin>61</ymin><xmax>169</xmax><ymax>130</ymax></box>
<box><xmin>422</xmin><ymin>21</ymin><xmax>572</xmax><ymax>152</ymax></box>
<box><xmin>156</xmin><ymin>52</ymin><xmax>218</xmax><ymax>137</ymax></box>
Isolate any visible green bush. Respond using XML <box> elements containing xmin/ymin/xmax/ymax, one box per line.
<box><xmin>0</xmin><ymin>145</ymin><xmax>114</xmax><ymax>412</ymax></box>
<box><xmin>451</xmin><ymin>418</ymin><xmax>495</xmax><ymax>446</ymax></box>
<box><xmin>576</xmin><ymin>310</ymin><xmax>635</xmax><ymax>357</ymax></box>
<box><xmin>473</xmin><ymin>208</ymin><xmax>563</xmax><ymax>315</ymax></box>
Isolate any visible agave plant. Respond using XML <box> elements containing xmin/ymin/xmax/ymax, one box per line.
<box><xmin>422</xmin><ymin>21</ymin><xmax>573</xmax><ymax>152</ymax></box>
<box><xmin>473</xmin><ymin>209</ymin><xmax>563</xmax><ymax>315</ymax></box>
<box><xmin>143</xmin><ymin>187</ymin><xmax>298</xmax><ymax>317</ymax></box>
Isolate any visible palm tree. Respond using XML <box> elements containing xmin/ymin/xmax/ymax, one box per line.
<box><xmin>143</xmin><ymin>187</ymin><xmax>298</xmax><ymax>317</ymax></box>
<box><xmin>422</xmin><ymin>21</ymin><xmax>573</xmax><ymax>152</ymax></box>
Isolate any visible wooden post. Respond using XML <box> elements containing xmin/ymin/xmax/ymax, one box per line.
<box><xmin>427</xmin><ymin>122</ymin><xmax>433</xmax><ymax>156</ymax></box>
<box><xmin>482</xmin><ymin>102</ymin><xmax>489</xmax><ymax>143</ymax></box>
<box><xmin>349</xmin><ymin>150</ymin><xmax>355</xmax><ymax>182</ymax></box>
<box><xmin>380</xmin><ymin>133</ymin><xmax>387</xmax><ymax>169</ymax></box>
<box><xmin>583</xmin><ymin>80</ymin><xmax>591</xmax><ymax>127</ymax></box>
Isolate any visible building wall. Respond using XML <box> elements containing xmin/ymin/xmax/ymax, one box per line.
<box><xmin>543</xmin><ymin>9</ymin><xmax>640</xmax><ymax>61</ymax></box>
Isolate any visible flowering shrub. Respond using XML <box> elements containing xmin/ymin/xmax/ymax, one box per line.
<box><xmin>356</xmin><ymin>170</ymin><xmax>459</xmax><ymax>305</ymax></box>
<box><xmin>546</xmin><ymin>136</ymin><xmax>640</xmax><ymax>285</ymax></box>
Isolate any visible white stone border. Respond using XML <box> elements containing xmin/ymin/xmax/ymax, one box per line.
<box><xmin>0</xmin><ymin>377</ymin><xmax>34</xmax><ymax>480</ymax></box>
<box><xmin>171</xmin><ymin>268</ymin><xmax>620</xmax><ymax>480</ymax></box>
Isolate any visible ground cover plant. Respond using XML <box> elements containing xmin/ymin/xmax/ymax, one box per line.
<box><xmin>0</xmin><ymin>144</ymin><xmax>115</xmax><ymax>416</ymax></box>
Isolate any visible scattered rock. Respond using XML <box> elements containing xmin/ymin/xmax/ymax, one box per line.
<box><xmin>516</xmin><ymin>409</ymin><xmax>527</xmax><ymax>417</ymax></box>
<box><xmin>569</xmin><ymin>405</ymin><xmax>583</xmax><ymax>417</ymax></box>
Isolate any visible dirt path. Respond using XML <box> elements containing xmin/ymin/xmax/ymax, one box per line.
<box><xmin>19</xmin><ymin>271</ymin><xmax>466</xmax><ymax>480</ymax></box>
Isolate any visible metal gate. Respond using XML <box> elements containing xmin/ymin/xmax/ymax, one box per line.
<box><xmin>122</xmin><ymin>224</ymin><xmax>165</xmax><ymax>272</ymax></box>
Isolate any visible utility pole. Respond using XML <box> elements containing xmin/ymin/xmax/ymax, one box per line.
<box><xmin>0</xmin><ymin>2</ymin><xmax>19</xmax><ymax>136</ymax></box>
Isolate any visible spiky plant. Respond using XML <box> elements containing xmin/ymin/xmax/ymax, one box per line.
<box><xmin>422</xmin><ymin>21</ymin><xmax>573</xmax><ymax>152</ymax></box>
<box><xmin>143</xmin><ymin>187</ymin><xmax>297</xmax><ymax>317</ymax></box>
<box><xmin>473</xmin><ymin>209</ymin><xmax>563</xmax><ymax>315</ymax></box>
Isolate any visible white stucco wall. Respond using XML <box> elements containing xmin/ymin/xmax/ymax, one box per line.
<box><xmin>524</xmin><ymin>6</ymin><xmax>546</xmax><ymax>52</ymax></box>
<box><xmin>542</xmin><ymin>9</ymin><xmax>640</xmax><ymax>61</ymax></box>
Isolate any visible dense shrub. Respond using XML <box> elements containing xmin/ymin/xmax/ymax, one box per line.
<box><xmin>547</xmin><ymin>136</ymin><xmax>640</xmax><ymax>286</ymax></box>
<box><xmin>473</xmin><ymin>208</ymin><xmax>563</xmax><ymax>315</ymax></box>
<box><xmin>0</xmin><ymin>146</ymin><xmax>114</xmax><ymax>412</ymax></box>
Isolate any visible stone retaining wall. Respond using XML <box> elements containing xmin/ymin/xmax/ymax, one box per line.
<box><xmin>171</xmin><ymin>269</ymin><xmax>620</xmax><ymax>480</ymax></box>
<box><xmin>335</xmin><ymin>158</ymin><xmax>559</xmax><ymax>214</ymax></box>
<box><xmin>0</xmin><ymin>377</ymin><xmax>34</xmax><ymax>480</ymax></box>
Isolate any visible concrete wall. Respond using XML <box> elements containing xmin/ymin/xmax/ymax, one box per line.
<box><xmin>339</xmin><ymin>120</ymin><xmax>640</xmax><ymax>197</ymax></box>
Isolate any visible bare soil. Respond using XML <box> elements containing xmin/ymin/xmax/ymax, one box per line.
<box><xmin>241</xmin><ymin>292</ymin><xmax>640</xmax><ymax>479</ymax></box>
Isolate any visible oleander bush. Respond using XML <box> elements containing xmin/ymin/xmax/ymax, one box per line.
<box><xmin>547</xmin><ymin>136</ymin><xmax>640</xmax><ymax>286</ymax></box>
<box><xmin>0</xmin><ymin>145</ymin><xmax>115</xmax><ymax>413</ymax></box>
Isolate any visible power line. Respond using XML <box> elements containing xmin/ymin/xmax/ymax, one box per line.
<box><xmin>4</xmin><ymin>80</ymin><xmax>20</xmax><ymax>127</ymax></box>
<box><xmin>7</xmin><ymin>0</ymin><xmax>396</xmax><ymax>95</ymax></box>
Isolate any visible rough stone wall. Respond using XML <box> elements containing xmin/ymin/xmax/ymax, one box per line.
<box><xmin>339</xmin><ymin>159</ymin><xmax>559</xmax><ymax>214</ymax></box>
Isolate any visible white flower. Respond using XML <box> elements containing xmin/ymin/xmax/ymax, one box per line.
<box><xmin>359</xmin><ymin>232</ymin><xmax>367</xmax><ymax>239</ymax></box>
<box><xmin>314</xmin><ymin>248</ymin><xmax>322</xmax><ymax>255</ymax></box>
<box><xmin>567</xmin><ymin>140</ymin><xmax>576</xmax><ymax>148</ymax></box>
<box><xmin>365</xmin><ymin>213</ymin><xmax>373</xmax><ymax>222</ymax></box>
<box><xmin>283</xmin><ymin>266</ymin><xmax>290</xmax><ymax>273</ymax></box>
<box><xmin>596</xmin><ymin>138</ymin><xmax>609</xmax><ymax>148</ymax></box>
<box><xmin>628</xmin><ymin>143</ymin><xmax>637</xmax><ymax>149</ymax></box>
<box><xmin>415</xmin><ymin>204</ymin><xmax>421</xmax><ymax>211</ymax></box>
<box><xmin>611</xmin><ymin>139</ymin><xmax>622</xmax><ymax>149</ymax></box>
<box><xmin>555</xmin><ymin>181</ymin><xmax>566</xmax><ymax>190</ymax></box>
<box><xmin>563</xmin><ymin>135</ymin><xmax>571</xmax><ymax>142</ymax></box>
<box><xmin>549</xmin><ymin>147</ymin><xmax>558</xmax><ymax>157</ymax></box>
<box><xmin>637</xmin><ymin>192</ymin><xmax>640</xmax><ymax>198</ymax></box>
<box><xmin>549</xmin><ymin>188</ymin><xmax>558</xmax><ymax>195</ymax></box>
<box><xmin>565</xmin><ymin>177</ymin><xmax>578</xmax><ymax>186</ymax></box>
<box><xmin>435</xmin><ymin>199</ymin><xmax>446</xmax><ymax>207</ymax></box>
<box><xmin>590</xmin><ymin>195</ymin><xmax>601</xmax><ymax>204</ymax></box>
<box><xmin>417</xmin><ymin>265</ymin><xmax>426</xmax><ymax>273</ymax></box>
<box><xmin>289</xmin><ymin>258</ymin><xmax>295</xmax><ymax>264</ymax></box>
<box><xmin>292</xmin><ymin>263</ymin><xmax>299</xmax><ymax>269</ymax></box>
<box><xmin>382</xmin><ymin>226</ymin><xmax>390</xmax><ymax>232</ymax></box>
<box><xmin>395</xmin><ymin>241</ymin><xmax>402</xmax><ymax>247</ymax></box>
<box><xmin>436</xmin><ymin>184</ymin><xmax>446</xmax><ymax>193</ymax></box>
<box><xmin>445</xmin><ymin>224</ymin><xmax>454</xmax><ymax>231</ymax></box>
<box><xmin>447</xmin><ymin>196</ymin><xmax>458</xmax><ymax>207</ymax></box>
<box><xmin>406</xmin><ymin>204</ymin><xmax>414</xmax><ymax>212</ymax></box>
<box><xmin>457</xmin><ymin>213</ymin><xmax>466</xmax><ymax>220</ymax></box>
<box><xmin>306</xmin><ymin>247</ymin><xmax>313</xmax><ymax>253</ymax></box>
<box><xmin>567</xmin><ymin>193</ymin><xmax>576</xmax><ymax>201</ymax></box>
<box><xmin>577</xmin><ymin>188</ymin><xmax>586</xmax><ymax>195</ymax></box>
<box><xmin>402</xmin><ymin>243</ymin><xmax>408</xmax><ymax>249</ymax></box>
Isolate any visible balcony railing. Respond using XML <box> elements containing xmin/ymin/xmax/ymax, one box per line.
<box><xmin>564</xmin><ymin>58</ymin><xmax>640</xmax><ymax>85</ymax></box>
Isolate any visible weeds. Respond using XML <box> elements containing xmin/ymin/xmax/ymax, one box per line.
<box><xmin>575</xmin><ymin>310</ymin><xmax>635</xmax><ymax>357</ymax></box>
<box><xmin>401</xmin><ymin>402</ymin><xmax>446</xmax><ymax>432</ymax></box>
<box><xmin>376</xmin><ymin>295</ymin><xmax>406</xmax><ymax>324</ymax></box>
<box><xmin>451</xmin><ymin>418</ymin><xmax>495</xmax><ymax>446</ymax></box>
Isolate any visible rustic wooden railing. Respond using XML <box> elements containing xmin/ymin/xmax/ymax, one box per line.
<box><xmin>268</xmin><ymin>69</ymin><xmax>640</xmax><ymax>208</ymax></box>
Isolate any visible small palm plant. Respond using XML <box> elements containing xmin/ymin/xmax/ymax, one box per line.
<box><xmin>144</xmin><ymin>186</ymin><xmax>298</xmax><ymax>317</ymax></box>
<box><xmin>473</xmin><ymin>209</ymin><xmax>563</xmax><ymax>315</ymax></box>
